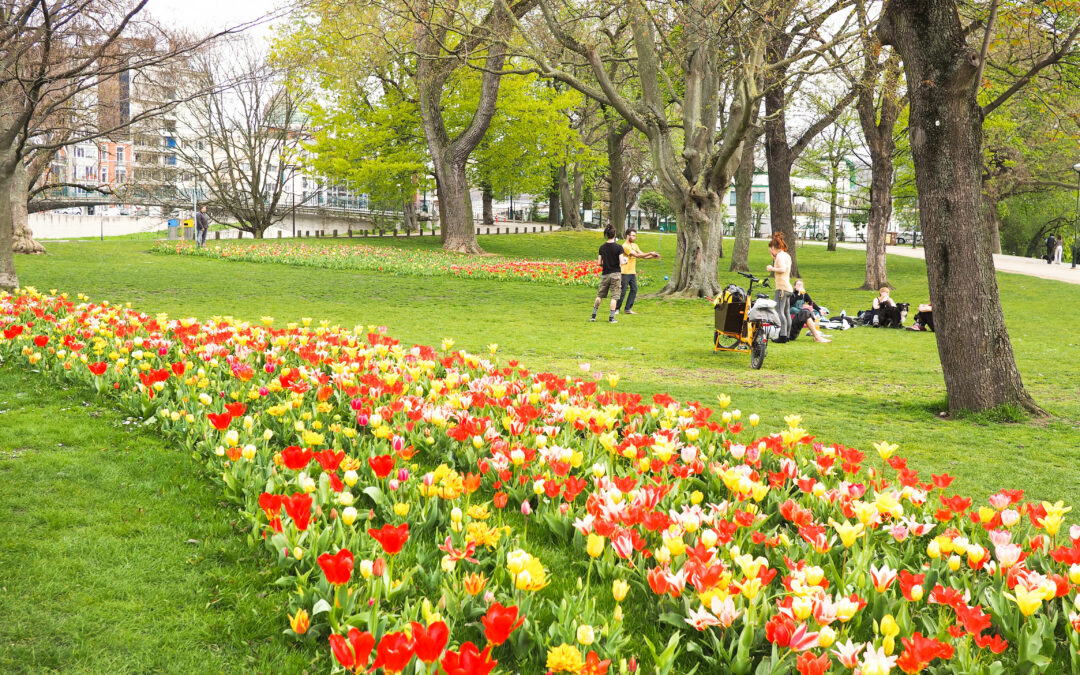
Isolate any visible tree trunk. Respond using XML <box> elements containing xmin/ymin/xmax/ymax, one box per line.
<box><xmin>573</xmin><ymin>167</ymin><xmax>585</xmax><ymax>229</ymax></box>
<box><xmin>435</xmin><ymin>159</ymin><xmax>480</xmax><ymax>253</ymax></box>
<box><xmin>11</xmin><ymin>161</ymin><xmax>44</xmax><ymax>255</ymax></box>
<box><xmin>658</xmin><ymin>187</ymin><xmax>724</xmax><ymax>298</ymax></box>
<box><xmin>558</xmin><ymin>165</ymin><xmax>579</xmax><ymax>230</ymax></box>
<box><xmin>880</xmin><ymin>0</ymin><xmax>1043</xmax><ymax>415</ymax></box>
<box><xmin>548</xmin><ymin>173</ymin><xmax>560</xmax><ymax>225</ymax></box>
<box><xmin>607</xmin><ymin>129</ymin><xmax>628</xmax><ymax>237</ymax></box>
<box><xmin>404</xmin><ymin>196</ymin><xmax>418</xmax><ymax>232</ymax></box>
<box><xmin>730</xmin><ymin>132</ymin><xmax>756</xmax><ymax>270</ymax></box>
<box><xmin>861</xmin><ymin>149</ymin><xmax>894</xmax><ymax>289</ymax></box>
<box><xmin>764</xmin><ymin>63</ymin><xmax>799</xmax><ymax>277</ymax></box>
<box><xmin>826</xmin><ymin>161</ymin><xmax>839</xmax><ymax>251</ymax></box>
<box><xmin>481</xmin><ymin>184</ymin><xmax>494</xmax><ymax>225</ymax></box>
<box><xmin>857</xmin><ymin>55</ymin><xmax>901</xmax><ymax>291</ymax></box>
<box><xmin>0</xmin><ymin>163</ymin><xmax>19</xmax><ymax>291</ymax></box>
<box><xmin>984</xmin><ymin>193</ymin><xmax>1002</xmax><ymax>254</ymax></box>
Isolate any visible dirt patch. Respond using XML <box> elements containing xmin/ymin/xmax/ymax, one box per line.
<box><xmin>3</xmin><ymin>447</ymin><xmax>29</xmax><ymax>460</ymax></box>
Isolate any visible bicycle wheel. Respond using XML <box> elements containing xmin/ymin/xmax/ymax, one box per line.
<box><xmin>750</xmin><ymin>323</ymin><xmax>768</xmax><ymax>369</ymax></box>
<box><xmin>714</xmin><ymin>329</ymin><xmax>742</xmax><ymax>351</ymax></box>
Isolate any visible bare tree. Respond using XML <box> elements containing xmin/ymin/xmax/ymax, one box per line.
<box><xmin>878</xmin><ymin>0</ymin><xmax>1080</xmax><ymax>414</ymax></box>
<box><xmin>519</xmin><ymin>0</ymin><xmax>775</xmax><ymax>297</ymax></box>
<box><xmin>175</xmin><ymin>40</ymin><xmax>310</xmax><ymax>239</ymax></box>
<box><xmin>1</xmin><ymin>0</ymin><xmax>255</xmax><ymax>290</ymax></box>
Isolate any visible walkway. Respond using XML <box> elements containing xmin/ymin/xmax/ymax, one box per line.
<box><xmin>825</xmin><ymin>241</ymin><xmax>1080</xmax><ymax>286</ymax></box>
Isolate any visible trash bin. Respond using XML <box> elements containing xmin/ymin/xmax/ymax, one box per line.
<box><xmin>885</xmin><ymin>232</ymin><xmax>898</xmax><ymax>246</ymax></box>
<box><xmin>182</xmin><ymin>219</ymin><xmax>195</xmax><ymax>241</ymax></box>
<box><xmin>167</xmin><ymin>219</ymin><xmax>180</xmax><ymax>240</ymax></box>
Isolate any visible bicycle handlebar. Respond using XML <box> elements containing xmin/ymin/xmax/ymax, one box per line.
<box><xmin>737</xmin><ymin>271</ymin><xmax>770</xmax><ymax>287</ymax></box>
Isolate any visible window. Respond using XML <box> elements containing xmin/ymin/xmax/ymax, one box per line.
<box><xmin>166</xmin><ymin>155</ymin><xmax>176</xmax><ymax>166</ymax></box>
<box><xmin>101</xmin><ymin>168</ymin><xmax>108</xmax><ymax>183</ymax></box>
<box><xmin>75</xmin><ymin>147</ymin><xmax>84</xmax><ymax>158</ymax></box>
<box><xmin>752</xmin><ymin>191</ymin><xmax>766</xmax><ymax>204</ymax></box>
<box><xmin>729</xmin><ymin>192</ymin><xmax>737</xmax><ymax>206</ymax></box>
<box><xmin>165</xmin><ymin>137</ymin><xmax>176</xmax><ymax>149</ymax></box>
<box><xmin>117</xmin><ymin>170</ymin><xmax>126</xmax><ymax>183</ymax></box>
<box><xmin>116</xmin><ymin>147</ymin><xmax>125</xmax><ymax>162</ymax></box>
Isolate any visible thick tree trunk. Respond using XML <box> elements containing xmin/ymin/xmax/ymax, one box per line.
<box><xmin>436</xmin><ymin>159</ymin><xmax>480</xmax><ymax>253</ymax></box>
<box><xmin>881</xmin><ymin>0</ymin><xmax>1042</xmax><ymax>415</ymax></box>
<box><xmin>12</xmin><ymin>161</ymin><xmax>44</xmax><ymax>255</ymax></box>
<box><xmin>607</xmin><ymin>129</ymin><xmax>627</xmax><ymax>237</ymax></box>
<box><xmin>481</xmin><ymin>184</ymin><xmax>494</xmax><ymax>225</ymax></box>
<box><xmin>657</xmin><ymin>187</ymin><xmax>724</xmax><ymax>298</ymax></box>
<box><xmin>0</xmin><ymin>165</ymin><xmax>19</xmax><ymax>291</ymax></box>
<box><xmin>862</xmin><ymin>151</ymin><xmax>894</xmax><ymax>289</ymax></box>
<box><xmin>730</xmin><ymin>138</ymin><xmax>754</xmax><ymax>272</ymax></box>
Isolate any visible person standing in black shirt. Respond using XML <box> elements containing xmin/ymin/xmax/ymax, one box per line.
<box><xmin>591</xmin><ymin>226</ymin><xmax>627</xmax><ymax>323</ymax></box>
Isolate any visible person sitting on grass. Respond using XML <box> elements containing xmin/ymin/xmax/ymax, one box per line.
<box><xmin>868</xmin><ymin>287</ymin><xmax>902</xmax><ymax>328</ymax></box>
<box><xmin>906</xmin><ymin>302</ymin><xmax>934</xmax><ymax>331</ymax></box>
<box><xmin>590</xmin><ymin>225</ymin><xmax>628</xmax><ymax>324</ymax></box>
<box><xmin>789</xmin><ymin>280</ymin><xmax>831</xmax><ymax>343</ymax></box>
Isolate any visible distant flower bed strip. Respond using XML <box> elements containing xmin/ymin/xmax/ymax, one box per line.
<box><xmin>151</xmin><ymin>241</ymin><xmax>624</xmax><ymax>287</ymax></box>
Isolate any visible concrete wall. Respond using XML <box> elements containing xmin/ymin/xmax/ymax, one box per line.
<box><xmin>30</xmin><ymin>213</ymin><xmax>168</xmax><ymax>239</ymax></box>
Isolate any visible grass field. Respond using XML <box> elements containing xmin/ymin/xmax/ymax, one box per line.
<box><xmin>3</xmin><ymin>230</ymin><xmax>1078</xmax><ymax>671</ymax></box>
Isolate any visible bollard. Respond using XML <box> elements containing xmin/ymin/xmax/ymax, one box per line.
<box><xmin>515</xmin><ymin>227</ymin><xmax>519</xmax><ymax>234</ymax></box>
<box><xmin>348</xmin><ymin>228</ymin><xmax>353</xmax><ymax>237</ymax></box>
<box><xmin>277</xmin><ymin>231</ymin><xmax>282</xmax><ymax>238</ymax></box>
<box><xmin>333</xmin><ymin>229</ymin><xmax>338</xmax><ymax>237</ymax></box>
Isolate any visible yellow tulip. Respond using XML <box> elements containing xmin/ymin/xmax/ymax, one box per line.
<box><xmin>587</xmin><ymin>533</ymin><xmax>605</xmax><ymax>558</ymax></box>
<box><xmin>1007</xmin><ymin>585</ymin><xmax>1042</xmax><ymax>616</ymax></box>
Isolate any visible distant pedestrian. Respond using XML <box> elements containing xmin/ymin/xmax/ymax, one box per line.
<box><xmin>766</xmin><ymin>232</ymin><xmax>793</xmax><ymax>343</ymax></box>
<box><xmin>615</xmin><ymin>228</ymin><xmax>660</xmax><ymax>315</ymax></box>
<box><xmin>1054</xmin><ymin>234</ymin><xmax>1064</xmax><ymax>264</ymax></box>
<box><xmin>1046</xmin><ymin>232</ymin><xmax>1056</xmax><ymax>264</ymax></box>
<box><xmin>195</xmin><ymin>206</ymin><xmax>209</xmax><ymax>248</ymax></box>
<box><xmin>591</xmin><ymin>225</ymin><xmax>627</xmax><ymax>323</ymax></box>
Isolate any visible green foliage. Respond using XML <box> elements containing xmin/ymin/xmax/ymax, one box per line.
<box><xmin>637</xmin><ymin>189</ymin><xmax>673</xmax><ymax>226</ymax></box>
<box><xmin>998</xmin><ymin>190</ymin><xmax>1077</xmax><ymax>257</ymax></box>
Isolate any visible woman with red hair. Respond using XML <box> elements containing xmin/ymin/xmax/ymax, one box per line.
<box><xmin>766</xmin><ymin>232</ymin><xmax>793</xmax><ymax>343</ymax></box>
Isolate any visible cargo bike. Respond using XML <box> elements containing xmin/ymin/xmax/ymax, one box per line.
<box><xmin>712</xmin><ymin>271</ymin><xmax>782</xmax><ymax>369</ymax></box>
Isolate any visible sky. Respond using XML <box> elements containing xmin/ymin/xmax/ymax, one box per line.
<box><xmin>144</xmin><ymin>0</ymin><xmax>281</xmax><ymax>39</ymax></box>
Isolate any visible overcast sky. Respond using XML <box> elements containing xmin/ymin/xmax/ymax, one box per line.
<box><xmin>145</xmin><ymin>0</ymin><xmax>281</xmax><ymax>38</ymax></box>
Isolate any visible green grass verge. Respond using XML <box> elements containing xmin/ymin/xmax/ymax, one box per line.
<box><xmin>0</xmin><ymin>365</ymin><xmax>318</xmax><ymax>674</ymax></box>
<box><xmin>4</xmin><ymin>230</ymin><xmax>1079</xmax><ymax>669</ymax></box>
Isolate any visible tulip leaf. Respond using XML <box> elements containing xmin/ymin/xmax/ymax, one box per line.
<box><xmin>311</xmin><ymin>598</ymin><xmax>332</xmax><ymax>616</ymax></box>
<box><xmin>362</xmin><ymin>485</ymin><xmax>384</xmax><ymax>506</ymax></box>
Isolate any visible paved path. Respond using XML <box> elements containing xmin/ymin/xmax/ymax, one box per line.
<box><xmin>824</xmin><ymin>241</ymin><xmax>1080</xmax><ymax>286</ymax></box>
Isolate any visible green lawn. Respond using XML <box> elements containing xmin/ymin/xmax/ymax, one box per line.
<box><xmin>4</xmin><ymin>230</ymin><xmax>1078</xmax><ymax>670</ymax></box>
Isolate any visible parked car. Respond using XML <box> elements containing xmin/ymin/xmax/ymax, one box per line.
<box><xmin>897</xmin><ymin>230</ymin><xmax>923</xmax><ymax>245</ymax></box>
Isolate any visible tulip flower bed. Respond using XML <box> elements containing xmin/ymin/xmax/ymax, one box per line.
<box><xmin>151</xmin><ymin>241</ymin><xmax>620</xmax><ymax>287</ymax></box>
<box><xmin>3</xmin><ymin>287</ymin><xmax>1080</xmax><ymax>675</ymax></box>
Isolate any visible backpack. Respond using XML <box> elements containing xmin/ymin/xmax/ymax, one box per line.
<box><xmin>1048</xmin><ymin>235</ymin><xmax>1057</xmax><ymax>248</ymax></box>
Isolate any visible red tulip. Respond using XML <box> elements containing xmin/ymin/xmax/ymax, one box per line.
<box><xmin>258</xmin><ymin>492</ymin><xmax>284</xmax><ymax>518</ymax></box>
<box><xmin>207</xmin><ymin>412</ymin><xmax>232</xmax><ymax>430</ymax></box>
<box><xmin>317</xmin><ymin>548</ymin><xmax>354</xmax><ymax>585</ymax></box>
<box><xmin>225</xmin><ymin>401</ymin><xmax>246</xmax><ymax>417</ymax></box>
<box><xmin>368</xmin><ymin>523</ymin><xmax>409</xmax><ymax>555</ymax></box>
<box><xmin>481</xmin><ymin>602</ymin><xmax>524</xmax><ymax>646</ymax></box>
<box><xmin>329</xmin><ymin>627</ymin><xmax>375</xmax><ymax>672</ymax></box>
<box><xmin>281</xmin><ymin>445</ymin><xmax>313</xmax><ymax>471</ymax></box>
<box><xmin>368</xmin><ymin>454</ymin><xmax>395</xmax><ymax>478</ymax></box>
<box><xmin>370</xmin><ymin>630</ymin><xmax>414</xmax><ymax>673</ymax></box>
<box><xmin>283</xmin><ymin>492</ymin><xmax>312</xmax><ymax>531</ymax></box>
<box><xmin>440</xmin><ymin>642</ymin><xmax>497</xmax><ymax>675</ymax></box>
<box><xmin>795</xmin><ymin>652</ymin><xmax>831</xmax><ymax>675</ymax></box>
<box><xmin>410</xmin><ymin>620</ymin><xmax>449</xmax><ymax>664</ymax></box>
<box><xmin>88</xmin><ymin>361</ymin><xmax>108</xmax><ymax>376</ymax></box>
<box><xmin>33</xmin><ymin>335</ymin><xmax>49</xmax><ymax>347</ymax></box>
<box><xmin>372</xmin><ymin>557</ymin><xmax>386</xmax><ymax>577</ymax></box>
<box><xmin>171</xmin><ymin>362</ymin><xmax>185</xmax><ymax>377</ymax></box>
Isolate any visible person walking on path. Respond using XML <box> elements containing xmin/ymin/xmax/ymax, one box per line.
<box><xmin>1054</xmin><ymin>234</ymin><xmax>1065</xmax><ymax>264</ymax></box>
<box><xmin>1046</xmin><ymin>233</ymin><xmax>1057</xmax><ymax>264</ymax></box>
<box><xmin>766</xmin><ymin>232</ymin><xmax>793</xmax><ymax>343</ymax></box>
<box><xmin>591</xmin><ymin>225</ymin><xmax>628</xmax><ymax>323</ymax></box>
<box><xmin>195</xmin><ymin>206</ymin><xmax>210</xmax><ymax>248</ymax></box>
<box><xmin>615</xmin><ymin>228</ymin><xmax>660</xmax><ymax>315</ymax></box>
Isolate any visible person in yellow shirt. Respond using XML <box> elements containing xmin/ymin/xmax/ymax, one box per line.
<box><xmin>615</xmin><ymin>228</ymin><xmax>661</xmax><ymax>314</ymax></box>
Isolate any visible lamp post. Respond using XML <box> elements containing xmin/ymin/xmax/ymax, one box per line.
<box><xmin>1072</xmin><ymin>162</ymin><xmax>1080</xmax><ymax>268</ymax></box>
